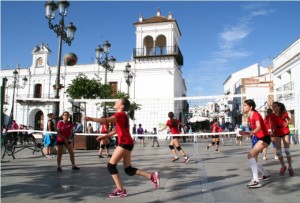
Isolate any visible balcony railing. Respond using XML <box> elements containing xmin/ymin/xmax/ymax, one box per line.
<box><xmin>276</xmin><ymin>82</ymin><xmax>294</xmax><ymax>100</ymax></box>
<box><xmin>16</xmin><ymin>94</ymin><xmax>57</xmax><ymax>100</ymax></box>
<box><xmin>133</xmin><ymin>46</ymin><xmax>183</xmax><ymax>65</ymax></box>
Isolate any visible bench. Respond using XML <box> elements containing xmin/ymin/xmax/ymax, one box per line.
<box><xmin>1</xmin><ymin>132</ymin><xmax>44</xmax><ymax>159</ymax></box>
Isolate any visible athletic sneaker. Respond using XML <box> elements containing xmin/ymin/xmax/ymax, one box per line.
<box><xmin>172</xmin><ymin>157</ymin><xmax>179</xmax><ymax>162</ymax></box>
<box><xmin>279</xmin><ymin>165</ymin><xmax>287</xmax><ymax>175</ymax></box>
<box><xmin>206</xmin><ymin>146</ymin><xmax>209</xmax><ymax>150</ymax></box>
<box><xmin>263</xmin><ymin>156</ymin><xmax>267</xmax><ymax>160</ymax></box>
<box><xmin>57</xmin><ymin>167</ymin><xmax>63</xmax><ymax>172</ymax></box>
<box><xmin>258</xmin><ymin>174</ymin><xmax>271</xmax><ymax>181</ymax></box>
<box><xmin>72</xmin><ymin>166</ymin><xmax>80</xmax><ymax>170</ymax></box>
<box><xmin>274</xmin><ymin>156</ymin><xmax>278</xmax><ymax>160</ymax></box>
<box><xmin>98</xmin><ymin>155</ymin><xmax>104</xmax><ymax>158</ymax></box>
<box><xmin>247</xmin><ymin>180</ymin><xmax>262</xmax><ymax>188</ymax></box>
<box><xmin>288</xmin><ymin>168</ymin><xmax>295</xmax><ymax>176</ymax></box>
<box><xmin>108</xmin><ymin>188</ymin><xmax>127</xmax><ymax>198</ymax></box>
<box><xmin>215</xmin><ymin>149</ymin><xmax>219</xmax><ymax>152</ymax></box>
<box><xmin>107</xmin><ymin>154</ymin><xmax>112</xmax><ymax>158</ymax></box>
<box><xmin>150</xmin><ymin>172</ymin><xmax>160</xmax><ymax>189</ymax></box>
<box><xmin>184</xmin><ymin>156</ymin><xmax>190</xmax><ymax>164</ymax></box>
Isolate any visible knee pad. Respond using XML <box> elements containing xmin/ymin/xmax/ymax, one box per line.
<box><xmin>272</xmin><ymin>141</ymin><xmax>276</xmax><ymax>148</ymax></box>
<box><xmin>107</xmin><ymin>163</ymin><xmax>118</xmax><ymax>175</ymax></box>
<box><xmin>176</xmin><ymin>146</ymin><xmax>182</xmax><ymax>151</ymax></box>
<box><xmin>105</xmin><ymin>144</ymin><xmax>110</xmax><ymax>149</ymax></box>
<box><xmin>124</xmin><ymin>166</ymin><xmax>137</xmax><ymax>176</ymax></box>
<box><xmin>100</xmin><ymin>144</ymin><xmax>105</xmax><ymax>149</ymax></box>
<box><xmin>216</xmin><ymin>141</ymin><xmax>220</xmax><ymax>145</ymax></box>
<box><xmin>276</xmin><ymin>149</ymin><xmax>283</xmax><ymax>158</ymax></box>
<box><xmin>284</xmin><ymin>148</ymin><xmax>291</xmax><ymax>156</ymax></box>
<box><xmin>211</xmin><ymin>142</ymin><xmax>215</xmax><ymax>145</ymax></box>
<box><xmin>169</xmin><ymin>145</ymin><xmax>174</xmax><ymax>150</ymax></box>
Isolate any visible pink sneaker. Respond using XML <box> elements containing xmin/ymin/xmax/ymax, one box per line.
<box><xmin>150</xmin><ymin>172</ymin><xmax>160</xmax><ymax>189</ymax></box>
<box><xmin>288</xmin><ymin>168</ymin><xmax>295</xmax><ymax>176</ymax></box>
<box><xmin>279</xmin><ymin>165</ymin><xmax>287</xmax><ymax>175</ymax></box>
<box><xmin>108</xmin><ymin>188</ymin><xmax>127</xmax><ymax>198</ymax></box>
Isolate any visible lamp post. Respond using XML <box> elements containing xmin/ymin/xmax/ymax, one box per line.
<box><xmin>123</xmin><ymin>63</ymin><xmax>133</xmax><ymax>95</ymax></box>
<box><xmin>8</xmin><ymin>69</ymin><xmax>28</xmax><ymax>128</ymax></box>
<box><xmin>95</xmin><ymin>40</ymin><xmax>116</xmax><ymax>116</ymax></box>
<box><xmin>45</xmin><ymin>0</ymin><xmax>77</xmax><ymax>121</ymax></box>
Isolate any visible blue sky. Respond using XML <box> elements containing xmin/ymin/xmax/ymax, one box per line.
<box><xmin>1</xmin><ymin>1</ymin><xmax>300</xmax><ymax>96</ymax></box>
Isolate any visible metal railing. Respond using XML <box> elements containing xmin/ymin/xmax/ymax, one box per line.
<box><xmin>133</xmin><ymin>46</ymin><xmax>183</xmax><ymax>65</ymax></box>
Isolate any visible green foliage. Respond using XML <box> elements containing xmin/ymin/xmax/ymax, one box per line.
<box><xmin>66</xmin><ymin>73</ymin><xmax>112</xmax><ymax>99</ymax></box>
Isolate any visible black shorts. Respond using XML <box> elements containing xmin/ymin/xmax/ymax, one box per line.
<box><xmin>212</xmin><ymin>135</ymin><xmax>219</xmax><ymax>139</ymax></box>
<box><xmin>172</xmin><ymin>136</ymin><xmax>181</xmax><ymax>139</ymax></box>
<box><xmin>119</xmin><ymin>144</ymin><xmax>134</xmax><ymax>151</ymax></box>
<box><xmin>57</xmin><ymin>140</ymin><xmax>72</xmax><ymax>145</ymax></box>
<box><xmin>258</xmin><ymin>136</ymin><xmax>271</xmax><ymax>145</ymax></box>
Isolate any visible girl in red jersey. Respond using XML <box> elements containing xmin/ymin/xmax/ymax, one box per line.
<box><xmin>206</xmin><ymin>118</ymin><xmax>220</xmax><ymax>152</ymax></box>
<box><xmin>270</xmin><ymin>102</ymin><xmax>294</xmax><ymax>176</ymax></box>
<box><xmin>241</xmin><ymin>99</ymin><xmax>271</xmax><ymax>188</ymax></box>
<box><xmin>98</xmin><ymin>116</ymin><xmax>111</xmax><ymax>158</ymax></box>
<box><xmin>159</xmin><ymin>112</ymin><xmax>190</xmax><ymax>163</ymax></box>
<box><xmin>83</xmin><ymin>97</ymin><xmax>159</xmax><ymax>198</ymax></box>
<box><xmin>56</xmin><ymin>111</ymin><xmax>80</xmax><ymax>172</ymax></box>
<box><xmin>263</xmin><ymin>108</ymin><xmax>278</xmax><ymax>160</ymax></box>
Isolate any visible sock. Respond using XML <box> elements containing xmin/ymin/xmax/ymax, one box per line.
<box><xmin>257</xmin><ymin>163</ymin><xmax>268</xmax><ymax>176</ymax></box>
<box><xmin>248</xmin><ymin>158</ymin><xmax>258</xmax><ymax>181</ymax></box>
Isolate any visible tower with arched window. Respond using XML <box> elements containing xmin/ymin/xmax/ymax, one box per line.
<box><xmin>132</xmin><ymin>9</ymin><xmax>185</xmax><ymax>99</ymax></box>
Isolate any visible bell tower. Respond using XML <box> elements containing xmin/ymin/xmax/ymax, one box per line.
<box><xmin>31</xmin><ymin>43</ymin><xmax>52</xmax><ymax>74</ymax></box>
<box><xmin>133</xmin><ymin>8</ymin><xmax>183</xmax><ymax>66</ymax></box>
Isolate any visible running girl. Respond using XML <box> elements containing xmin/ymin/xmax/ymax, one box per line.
<box><xmin>240</xmin><ymin>99</ymin><xmax>270</xmax><ymax>188</ymax></box>
<box><xmin>270</xmin><ymin>102</ymin><xmax>294</xmax><ymax>176</ymax></box>
<box><xmin>206</xmin><ymin>117</ymin><xmax>220</xmax><ymax>152</ymax></box>
<box><xmin>159</xmin><ymin>112</ymin><xmax>190</xmax><ymax>163</ymax></box>
<box><xmin>84</xmin><ymin>97</ymin><xmax>159</xmax><ymax>198</ymax></box>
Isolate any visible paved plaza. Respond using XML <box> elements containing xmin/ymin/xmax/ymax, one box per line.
<box><xmin>1</xmin><ymin>137</ymin><xmax>300</xmax><ymax>203</ymax></box>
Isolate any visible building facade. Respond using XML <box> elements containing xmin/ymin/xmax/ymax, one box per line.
<box><xmin>1</xmin><ymin>10</ymin><xmax>187</xmax><ymax>132</ymax></box>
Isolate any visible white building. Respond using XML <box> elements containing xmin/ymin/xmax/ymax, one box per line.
<box><xmin>1</xmin><ymin>10</ymin><xmax>187</xmax><ymax>131</ymax></box>
<box><xmin>273</xmin><ymin>37</ymin><xmax>300</xmax><ymax>133</ymax></box>
<box><xmin>222</xmin><ymin>63</ymin><xmax>270</xmax><ymax>126</ymax></box>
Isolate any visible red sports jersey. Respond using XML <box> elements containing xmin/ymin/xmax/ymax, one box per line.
<box><xmin>101</xmin><ymin>122</ymin><xmax>109</xmax><ymax>133</ymax></box>
<box><xmin>57</xmin><ymin>121</ymin><xmax>73</xmax><ymax>142</ymax></box>
<box><xmin>166</xmin><ymin>119</ymin><xmax>180</xmax><ymax>134</ymax></box>
<box><xmin>114</xmin><ymin>111</ymin><xmax>134</xmax><ymax>145</ymax></box>
<box><xmin>248</xmin><ymin>111</ymin><xmax>269</xmax><ymax>139</ymax></box>
<box><xmin>211</xmin><ymin>123</ymin><xmax>218</xmax><ymax>133</ymax></box>
<box><xmin>270</xmin><ymin>112</ymin><xmax>290</xmax><ymax>136</ymax></box>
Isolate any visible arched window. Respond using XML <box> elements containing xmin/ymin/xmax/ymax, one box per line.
<box><xmin>155</xmin><ymin>35</ymin><xmax>167</xmax><ymax>55</ymax></box>
<box><xmin>36</xmin><ymin>57</ymin><xmax>43</xmax><ymax>67</ymax></box>
<box><xmin>34</xmin><ymin>84</ymin><xmax>42</xmax><ymax>98</ymax></box>
<box><xmin>143</xmin><ymin>36</ymin><xmax>154</xmax><ymax>56</ymax></box>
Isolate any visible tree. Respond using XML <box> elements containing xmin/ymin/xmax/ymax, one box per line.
<box><xmin>66</xmin><ymin>73</ymin><xmax>112</xmax><ymax>99</ymax></box>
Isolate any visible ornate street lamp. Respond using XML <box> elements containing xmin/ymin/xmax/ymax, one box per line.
<box><xmin>8</xmin><ymin>69</ymin><xmax>28</xmax><ymax>128</ymax></box>
<box><xmin>95</xmin><ymin>40</ymin><xmax>116</xmax><ymax>116</ymax></box>
<box><xmin>95</xmin><ymin>41</ymin><xmax>116</xmax><ymax>84</ymax></box>
<box><xmin>123</xmin><ymin>63</ymin><xmax>133</xmax><ymax>95</ymax></box>
<box><xmin>45</xmin><ymin>0</ymin><xmax>76</xmax><ymax>121</ymax></box>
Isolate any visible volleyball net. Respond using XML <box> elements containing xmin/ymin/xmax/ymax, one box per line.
<box><xmin>5</xmin><ymin>91</ymin><xmax>300</xmax><ymax>140</ymax></box>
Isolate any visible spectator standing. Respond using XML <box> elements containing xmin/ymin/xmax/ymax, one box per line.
<box><xmin>44</xmin><ymin>113</ymin><xmax>56</xmax><ymax>158</ymax></box>
<box><xmin>137</xmin><ymin>124</ymin><xmax>145</xmax><ymax>147</ymax></box>
<box><xmin>87</xmin><ymin>123</ymin><xmax>94</xmax><ymax>133</ymax></box>
<box><xmin>151</xmin><ymin>128</ymin><xmax>160</xmax><ymax>147</ymax></box>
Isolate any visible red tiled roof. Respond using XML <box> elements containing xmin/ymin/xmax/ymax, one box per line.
<box><xmin>134</xmin><ymin>16</ymin><xmax>176</xmax><ymax>25</ymax></box>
